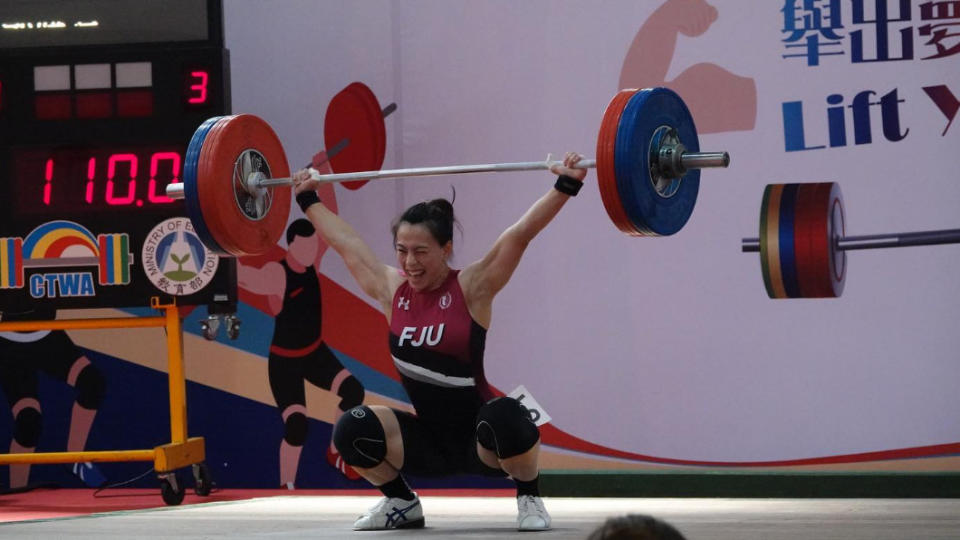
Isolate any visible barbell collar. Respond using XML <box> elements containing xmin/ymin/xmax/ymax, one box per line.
<box><xmin>167</xmin><ymin>182</ymin><xmax>185</xmax><ymax>200</ymax></box>
<box><xmin>741</xmin><ymin>228</ymin><xmax>960</xmax><ymax>253</ymax></box>
<box><xmin>681</xmin><ymin>151</ymin><xmax>730</xmax><ymax>171</ymax></box>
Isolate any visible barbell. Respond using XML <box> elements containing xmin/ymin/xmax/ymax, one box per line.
<box><xmin>0</xmin><ymin>233</ymin><xmax>132</xmax><ymax>289</ymax></box>
<box><xmin>166</xmin><ymin>86</ymin><xmax>730</xmax><ymax>257</ymax></box>
<box><xmin>741</xmin><ymin>182</ymin><xmax>960</xmax><ymax>299</ymax></box>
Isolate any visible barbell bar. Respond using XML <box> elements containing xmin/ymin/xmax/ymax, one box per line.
<box><xmin>742</xmin><ymin>228</ymin><xmax>960</xmax><ymax>252</ymax></box>
<box><xmin>243</xmin><ymin>150</ymin><xmax>729</xmax><ymax>187</ymax></box>
<box><xmin>168</xmin><ymin>150</ymin><xmax>728</xmax><ymax>197</ymax></box>
<box><xmin>742</xmin><ymin>182</ymin><xmax>960</xmax><ymax>299</ymax></box>
<box><xmin>166</xmin><ymin>87</ymin><xmax>731</xmax><ymax>257</ymax></box>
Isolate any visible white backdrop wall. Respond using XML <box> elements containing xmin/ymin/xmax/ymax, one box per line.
<box><xmin>225</xmin><ymin>0</ymin><xmax>960</xmax><ymax>466</ymax></box>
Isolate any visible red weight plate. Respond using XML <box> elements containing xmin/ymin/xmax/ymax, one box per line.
<box><xmin>597</xmin><ymin>90</ymin><xmax>645</xmax><ymax>236</ymax></box>
<box><xmin>797</xmin><ymin>182</ymin><xmax>844</xmax><ymax>298</ymax></box>
<box><xmin>196</xmin><ymin>114</ymin><xmax>291</xmax><ymax>257</ymax></box>
<box><xmin>194</xmin><ymin>117</ymin><xmax>239</xmax><ymax>255</ymax></box>
<box><xmin>324</xmin><ymin>82</ymin><xmax>386</xmax><ymax>190</ymax></box>
<box><xmin>793</xmin><ymin>182</ymin><xmax>828</xmax><ymax>298</ymax></box>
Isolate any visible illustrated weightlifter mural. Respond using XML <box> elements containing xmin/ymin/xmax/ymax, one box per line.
<box><xmin>237</xmin><ymin>160</ymin><xmax>366</xmax><ymax>487</ymax></box>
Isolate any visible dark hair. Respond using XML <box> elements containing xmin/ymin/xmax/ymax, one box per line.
<box><xmin>587</xmin><ymin>514</ymin><xmax>687</xmax><ymax>540</ymax></box>
<box><xmin>286</xmin><ymin>218</ymin><xmax>316</xmax><ymax>244</ymax></box>
<box><xmin>391</xmin><ymin>197</ymin><xmax>459</xmax><ymax>247</ymax></box>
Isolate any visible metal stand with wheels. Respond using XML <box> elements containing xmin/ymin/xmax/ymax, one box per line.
<box><xmin>0</xmin><ymin>297</ymin><xmax>212</xmax><ymax>505</ymax></box>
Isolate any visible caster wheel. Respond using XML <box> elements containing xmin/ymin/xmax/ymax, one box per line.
<box><xmin>201</xmin><ymin>316</ymin><xmax>219</xmax><ymax>340</ymax></box>
<box><xmin>159</xmin><ymin>473</ymin><xmax>185</xmax><ymax>506</ymax></box>
<box><xmin>193</xmin><ymin>462</ymin><xmax>213</xmax><ymax>496</ymax></box>
<box><xmin>225</xmin><ymin>317</ymin><xmax>240</xmax><ymax>340</ymax></box>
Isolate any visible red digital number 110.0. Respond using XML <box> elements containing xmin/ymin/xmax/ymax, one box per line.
<box><xmin>42</xmin><ymin>152</ymin><xmax>180</xmax><ymax>208</ymax></box>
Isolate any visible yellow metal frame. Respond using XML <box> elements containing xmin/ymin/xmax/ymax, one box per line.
<box><xmin>0</xmin><ymin>297</ymin><xmax>204</xmax><ymax>473</ymax></box>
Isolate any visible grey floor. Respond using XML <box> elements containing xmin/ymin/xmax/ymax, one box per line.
<box><xmin>2</xmin><ymin>495</ymin><xmax>959</xmax><ymax>539</ymax></box>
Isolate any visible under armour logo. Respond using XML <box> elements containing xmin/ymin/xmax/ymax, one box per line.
<box><xmin>398</xmin><ymin>297</ymin><xmax>410</xmax><ymax>310</ymax></box>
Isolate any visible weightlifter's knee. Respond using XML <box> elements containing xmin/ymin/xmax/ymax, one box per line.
<box><xmin>332</xmin><ymin>405</ymin><xmax>386</xmax><ymax>468</ymax></box>
<box><xmin>475</xmin><ymin>397</ymin><xmax>540</xmax><ymax>459</ymax></box>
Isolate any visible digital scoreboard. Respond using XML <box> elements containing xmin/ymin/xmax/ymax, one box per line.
<box><xmin>0</xmin><ymin>0</ymin><xmax>235</xmax><ymax>313</ymax></box>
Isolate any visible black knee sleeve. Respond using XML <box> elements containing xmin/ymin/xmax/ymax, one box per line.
<box><xmin>283</xmin><ymin>412</ymin><xmax>309</xmax><ymax>446</ymax></box>
<box><xmin>13</xmin><ymin>407</ymin><xmax>42</xmax><ymax>448</ymax></box>
<box><xmin>74</xmin><ymin>365</ymin><xmax>106</xmax><ymax>410</ymax></box>
<box><xmin>336</xmin><ymin>376</ymin><xmax>365</xmax><ymax>411</ymax></box>
<box><xmin>332</xmin><ymin>406</ymin><xmax>386</xmax><ymax>468</ymax></box>
<box><xmin>475</xmin><ymin>397</ymin><xmax>540</xmax><ymax>459</ymax></box>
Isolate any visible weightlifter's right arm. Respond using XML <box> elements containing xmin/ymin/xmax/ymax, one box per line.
<box><xmin>292</xmin><ymin>169</ymin><xmax>398</xmax><ymax>311</ymax></box>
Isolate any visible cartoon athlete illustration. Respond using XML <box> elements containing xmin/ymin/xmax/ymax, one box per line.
<box><xmin>238</xmin><ymin>173</ymin><xmax>366</xmax><ymax>487</ymax></box>
<box><xmin>0</xmin><ymin>309</ymin><xmax>107</xmax><ymax>490</ymax></box>
<box><xmin>619</xmin><ymin>0</ymin><xmax>757</xmax><ymax>133</ymax></box>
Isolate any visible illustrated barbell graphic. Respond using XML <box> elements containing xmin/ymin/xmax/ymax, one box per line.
<box><xmin>165</xmin><ymin>87</ymin><xmax>731</xmax><ymax>257</ymax></box>
<box><xmin>741</xmin><ymin>182</ymin><xmax>960</xmax><ymax>299</ymax></box>
<box><xmin>0</xmin><ymin>234</ymin><xmax>133</xmax><ymax>289</ymax></box>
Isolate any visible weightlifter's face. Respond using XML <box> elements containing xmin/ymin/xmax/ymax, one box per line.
<box><xmin>395</xmin><ymin>222</ymin><xmax>451</xmax><ymax>292</ymax></box>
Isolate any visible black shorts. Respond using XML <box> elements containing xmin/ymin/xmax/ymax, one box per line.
<box><xmin>0</xmin><ymin>330</ymin><xmax>84</xmax><ymax>404</ymax></box>
<box><xmin>267</xmin><ymin>341</ymin><xmax>346</xmax><ymax>411</ymax></box>
<box><xmin>392</xmin><ymin>409</ymin><xmax>508</xmax><ymax>478</ymax></box>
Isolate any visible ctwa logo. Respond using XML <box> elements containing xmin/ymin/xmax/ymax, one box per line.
<box><xmin>0</xmin><ymin>220</ymin><xmax>131</xmax><ymax>298</ymax></box>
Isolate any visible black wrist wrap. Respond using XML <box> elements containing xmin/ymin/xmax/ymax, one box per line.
<box><xmin>296</xmin><ymin>190</ymin><xmax>321</xmax><ymax>212</ymax></box>
<box><xmin>554</xmin><ymin>174</ymin><xmax>583</xmax><ymax>196</ymax></box>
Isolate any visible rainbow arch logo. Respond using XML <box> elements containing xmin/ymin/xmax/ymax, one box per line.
<box><xmin>22</xmin><ymin>220</ymin><xmax>99</xmax><ymax>260</ymax></box>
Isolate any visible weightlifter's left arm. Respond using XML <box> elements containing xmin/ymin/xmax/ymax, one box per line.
<box><xmin>459</xmin><ymin>152</ymin><xmax>587</xmax><ymax>326</ymax></box>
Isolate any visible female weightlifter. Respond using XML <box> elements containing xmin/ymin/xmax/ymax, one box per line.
<box><xmin>291</xmin><ymin>151</ymin><xmax>587</xmax><ymax>531</ymax></box>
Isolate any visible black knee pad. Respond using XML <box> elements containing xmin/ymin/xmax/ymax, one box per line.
<box><xmin>336</xmin><ymin>376</ymin><xmax>365</xmax><ymax>411</ymax></box>
<box><xmin>475</xmin><ymin>397</ymin><xmax>540</xmax><ymax>459</ymax></box>
<box><xmin>283</xmin><ymin>412</ymin><xmax>309</xmax><ymax>446</ymax></box>
<box><xmin>332</xmin><ymin>406</ymin><xmax>386</xmax><ymax>468</ymax></box>
<box><xmin>74</xmin><ymin>365</ymin><xmax>106</xmax><ymax>410</ymax></box>
<box><xmin>13</xmin><ymin>407</ymin><xmax>42</xmax><ymax>448</ymax></box>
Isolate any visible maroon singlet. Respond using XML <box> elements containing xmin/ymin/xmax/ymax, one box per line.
<box><xmin>389</xmin><ymin>270</ymin><xmax>493</xmax><ymax>426</ymax></box>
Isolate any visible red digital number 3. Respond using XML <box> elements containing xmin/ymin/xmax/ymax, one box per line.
<box><xmin>188</xmin><ymin>71</ymin><xmax>209</xmax><ymax>104</ymax></box>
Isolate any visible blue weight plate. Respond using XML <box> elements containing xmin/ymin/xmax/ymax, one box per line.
<box><xmin>614</xmin><ymin>87</ymin><xmax>700</xmax><ymax>236</ymax></box>
<box><xmin>183</xmin><ymin>116</ymin><xmax>225</xmax><ymax>255</ymax></box>
<box><xmin>777</xmin><ymin>183</ymin><xmax>800</xmax><ymax>298</ymax></box>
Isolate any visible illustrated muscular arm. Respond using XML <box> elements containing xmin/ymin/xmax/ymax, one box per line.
<box><xmin>619</xmin><ymin>0</ymin><xmax>755</xmax><ymax>133</ymax></box>
<box><xmin>618</xmin><ymin>0</ymin><xmax>718</xmax><ymax>89</ymax></box>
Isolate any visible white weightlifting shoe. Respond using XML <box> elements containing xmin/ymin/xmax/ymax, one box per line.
<box><xmin>353</xmin><ymin>494</ymin><xmax>424</xmax><ymax>530</ymax></box>
<box><xmin>517</xmin><ymin>494</ymin><xmax>551</xmax><ymax>531</ymax></box>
